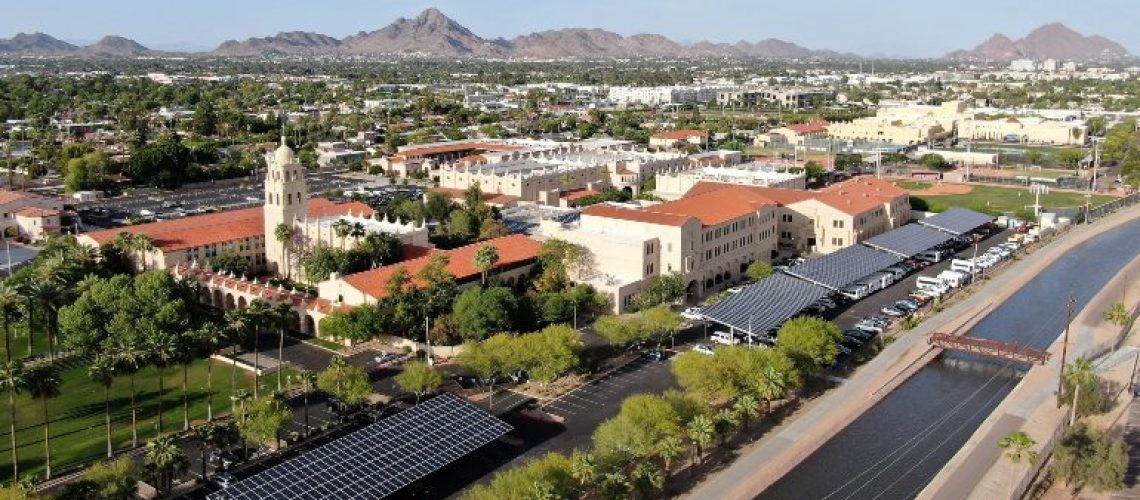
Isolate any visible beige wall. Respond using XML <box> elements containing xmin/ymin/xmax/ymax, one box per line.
<box><xmin>781</xmin><ymin>199</ymin><xmax>903</xmax><ymax>255</ymax></box>
<box><xmin>958</xmin><ymin>119</ymin><xmax>1086</xmax><ymax>146</ymax></box>
<box><xmin>14</xmin><ymin>214</ymin><xmax>61</xmax><ymax>242</ymax></box>
<box><xmin>827</xmin><ymin>118</ymin><xmax>946</xmax><ymax>144</ymax></box>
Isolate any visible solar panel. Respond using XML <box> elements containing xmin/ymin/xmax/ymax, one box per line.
<box><xmin>701</xmin><ymin>274</ymin><xmax>831</xmax><ymax>335</ymax></box>
<box><xmin>916</xmin><ymin>207</ymin><xmax>994</xmax><ymax>235</ymax></box>
<box><xmin>209</xmin><ymin>393</ymin><xmax>512</xmax><ymax>500</ymax></box>
<box><xmin>782</xmin><ymin>245</ymin><xmax>903</xmax><ymax>289</ymax></box>
<box><xmin>862</xmin><ymin>224</ymin><xmax>955</xmax><ymax>257</ymax></box>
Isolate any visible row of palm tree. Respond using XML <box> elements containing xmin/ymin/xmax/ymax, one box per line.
<box><xmin>0</xmin><ymin>361</ymin><xmax>61</xmax><ymax>480</ymax></box>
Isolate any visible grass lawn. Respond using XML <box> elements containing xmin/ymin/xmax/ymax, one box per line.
<box><xmin>0</xmin><ymin>354</ymin><xmax>282</xmax><ymax>483</ymax></box>
<box><xmin>895</xmin><ymin>180</ymin><xmax>932</xmax><ymax>190</ymax></box>
<box><xmin>911</xmin><ymin>184</ymin><xmax>1117</xmax><ymax>217</ymax></box>
<box><xmin>975</xmin><ymin>167</ymin><xmax>1076</xmax><ymax>180</ymax></box>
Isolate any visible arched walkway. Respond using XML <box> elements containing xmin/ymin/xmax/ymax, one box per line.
<box><xmin>225</xmin><ymin>293</ymin><xmax>235</xmax><ymax>310</ymax></box>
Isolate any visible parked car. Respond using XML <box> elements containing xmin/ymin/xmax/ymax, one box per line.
<box><xmin>854</xmin><ymin>321</ymin><xmax>885</xmax><ymax>334</ymax></box>
<box><xmin>880</xmin><ymin>305</ymin><xmax>907</xmax><ymax>317</ymax></box>
<box><xmin>693</xmin><ymin>344</ymin><xmax>715</xmax><ymax>356</ymax></box>
<box><xmin>680</xmin><ymin>307</ymin><xmax>704</xmax><ymax>321</ymax></box>
<box><xmin>207</xmin><ymin>450</ymin><xmax>237</xmax><ymax>470</ymax></box>
<box><xmin>209</xmin><ymin>472</ymin><xmax>236</xmax><ymax>489</ymax></box>
<box><xmin>844</xmin><ymin>329</ymin><xmax>874</xmax><ymax>341</ymax></box>
<box><xmin>642</xmin><ymin>350</ymin><xmax>664</xmax><ymax>362</ymax></box>
<box><xmin>711</xmin><ymin>331</ymin><xmax>739</xmax><ymax>345</ymax></box>
<box><xmin>727</xmin><ymin>286</ymin><xmax>744</xmax><ymax>294</ymax></box>
<box><xmin>895</xmin><ymin>299</ymin><xmax>921</xmax><ymax>312</ymax></box>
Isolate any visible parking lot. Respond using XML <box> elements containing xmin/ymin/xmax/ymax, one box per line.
<box><xmin>76</xmin><ymin>172</ymin><xmax>422</xmax><ymax>229</ymax></box>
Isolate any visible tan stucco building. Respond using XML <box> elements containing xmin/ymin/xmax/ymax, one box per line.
<box><xmin>958</xmin><ymin>116</ymin><xmax>1086</xmax><ymax>146</ymax></box>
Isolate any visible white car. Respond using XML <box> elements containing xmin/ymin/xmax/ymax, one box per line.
<box><xmin>710</xmin><ymin>331</ymin><xmax>740</xmax><ymax>345</ymax></box>
<box><xmin>727</xmin><ymin>286</ymin><xmax>744</xmax><ymax>294</ymax></box>
<box><xmin>693</xmin><ymin>344</ymin><xmax>715</xmax><ymax>356</ymax></box>
<box><xmin>681</xmin><ymin>307</ymin><xmax>703</xmax><ymax>321</ymax></box>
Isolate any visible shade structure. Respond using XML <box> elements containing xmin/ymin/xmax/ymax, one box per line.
<box><xmin>916</xmin><ymin>207</ymin><xmax>994</xmax><ymax>235</ymax></box>
<box><xmin>862</xmin><ymin>224</ymin><xmax>956</xmax><ymax>257</ymax></box>
<box><xmin>781</xmin><ymin>245</ymin><xmax>903</xmax><ymax>290</ymax></box>
<box><xmin>209</xmin><ymin>393</ymin><xmax>512</xmax><ymax>500</ymax></box>
<box><xmin>701</xmin><ymin>273</ymin><xmax>831</xmax><ymax>335</ymax></box>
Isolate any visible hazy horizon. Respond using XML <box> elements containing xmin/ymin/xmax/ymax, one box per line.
<box><xmin>3</xmin><ymin>0</ymin><xmax>1137</xmax><ymax>57</ymax></box>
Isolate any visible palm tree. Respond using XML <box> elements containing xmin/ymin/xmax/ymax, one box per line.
<box><xmin>147</xmin><ymin>332</ymin><xmax>180</xmax><ymax>435</ymax></box>
<box><xmin>189</xmin><ymin>423</ymin><xmax>215</xmax><ymax>482</ymax></box>
<box><xmin>473</xmin><ymin>244</ymin><xmax>499</xmax><ymax>286</ymax></box>
<box><xmin>23</xmin><ymin>280</ymin><xmax>66</xmax><ymax>362</ymax></box>
<box><xmin>25</xmin><ymin>364</ymin><xmax>61</xmax><ymax>479</ymax></box>
<box><xmin>144</xmin><ymin>435</ymin><xmax>188</xmax><ymax>496</ymax></box>
<box><xmin>714</xmin><ymin>407</ymin><xmax>740</xmax><ymax>445</ymax></box>
<box><xmin>111</xmin><ymin>333</ymin><xmax>146</xmax><ymax>448</ymax></box>
<box><xmin>89</xmin><ymin>356</ymin><xmax>117</xmax><ymax>458</ymax></box>
<box><xmin>198</xmin><ymin>323</ymin><xmax>225</xmax><ymax>422</ymax></box>
<box><xmin>632</xmin><ymin>463</ymin><xmax>664</xmax><ymax>498</ymax></box>
<box><xmin>1104</xmin><ymin>302</ymin><xmax>1131</xmax><ymax>329</ymax></box>
<box><xmin>1062</xmin><ymin>358</ymin><xmax>1098</xmax><ymax>416</ymax></box>
<box><xmin>332</xmin><ymin>219</ymin><xmax>351</xmax><ymax>250</ymax></box>
<box><xmin>292</xmin><ymin>370</ymin><xmax>317</xmax><ymax>437</ymax></box>
<box><xmin>570</xmin><ymin>452</ymin><xmax>596</xmax><ymax>490</ymax></box>
<box><xmin>245</xmin><ymin>300</ymin><xmax>273</xmax><ymax>399</ymax></box>
<box><xmin>176</xmin><ymin>329</ymin><xmax>203</xmax><ymax>431</ymax></box>
<box><xmin>0</xmin><ymin>361</ymin><xmax>24</xmax><ymax>479</ymax></box>
<box><xmin>230</xmin><ymin>389</ymin><xmax>253</xmax><ymax>458</ymax></box>
<box><xmin>224</xmin><ymin>309</ymin><xmax>251</xmax><ymax>411</ymax></box>
<box><xmin>134</xmin><ymin>235</ymin><xmax>155</xmax><ymax>271</ymax></box>
<box><xmin>273</xmin><ymin>223</ymin><xmax>296</xmax><ymax>279</ymax></box>
<box><xmin>657</xmin><ymin>435</ymin><xmax>684</xmax><ymax>478</ymax></box>
<box><xmin>733</xmin><ymin>394</ymin><xmax>761</xmax><ymax>432</ymax></box>
<box><xmin>349</xmin><ymin>222</ymin><xmax>367</xmax><ymax>247</ymax></box>
<box><xmin>686</xmin><ymin>414</ymin><xmax>714</xmax><ymax>465</ymax></box>
<box><xmin>0</xmin><ymin>284</ymin><xmax>21</xmax><ymax>362</ymax></box>
<box><xmin>998</xmin><ymin>431</ymin><xmax>1038</xmax><ymax>496</ymax></box>
<box><xmin>272</xmin><ymin>303</ymin><xmax>295</xmax><ymax>391</ymax></box>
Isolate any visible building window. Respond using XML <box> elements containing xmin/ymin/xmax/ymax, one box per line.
<box><xmin>833</xmin><ymin>220</ymin><xmax>845</xmax><ymax>229</ymax></box>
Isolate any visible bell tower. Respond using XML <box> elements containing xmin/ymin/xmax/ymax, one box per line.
<box><xmin>264</xmin><ymin>137</ymin><xmax>308</xmax><ymax>276</ymax></box>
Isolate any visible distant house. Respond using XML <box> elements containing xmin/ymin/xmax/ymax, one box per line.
<box><xmin>0</xmin><ymin>190</ymin><xmax>66</xmax><ymax>240</ymax></box>
<box><xmin>763</xmin><ymin>120</ymin><xmax>830</xmax><ymax>146</ymax></box>
<box><xmin>649</xmin><ymin>129</ymin><xmax>709</xmax><ymax>150</ymax></box>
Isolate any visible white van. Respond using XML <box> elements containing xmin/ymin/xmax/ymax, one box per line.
<box><xmin>882</xmin><ymin>266</ymin><xmax>907</xmax><ymax>280</ymax></box>
<box><xmin>710</xmin><ymin>331</ymin><xmax>740</xmax><ymax>345</ymax></box>
<box><xmin>840</xmin><ymin>284</ymin><xmax>870</xmax><ymax>300</ymax></box>
<box><xmin>916</xmin><ymin>276</ymin><xmax>949</xmax><ymax>291</ymax></box>
<box><xmin>950</xmin><ymin>259</ymin><xmax>977</xmax><ymax>275</ymax></box>
<box><xmin>938</xmin><ymin>270</ymin><xmax>970</xmax><ymax>288</ymax></box>
<box><xmin>917</xmin><ymin>250</ymin><xmax>946</xmax><ymax>263</ymax></box>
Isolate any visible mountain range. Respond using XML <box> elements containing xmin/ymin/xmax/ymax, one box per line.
<box><xmin>945</xmin><ymin>22</ymin><xmax>1130</xmax><ymax>62</ymax></box>
<box><xmin>0</xmin><ymin>9</ymin><xmax>1133</xmax><ymax>62</ymax></box>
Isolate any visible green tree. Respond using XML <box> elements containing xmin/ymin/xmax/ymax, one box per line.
<box><xmin>776</xmin><ymin>316</ymin><xmax>842</xmax><ymax>374</ymax></box>
<box><xmin>316</xmin><ymin>356</ymin><xmax>372</xmax><ymax>410</ymax></box>
<box><xmin>451</xmin><ymin>287</ymin><xmax>517</xmax><ymax>341</ymax></box>
<box><xmin>592</xmin><ymin>394</ymin><xmax>689</xmax><ymax>461</ymax></box>
<box><xmin>686</xmin><ymin>414</ymin><xmax>715</xmax><ymax>464</ymax></box>
<box><xmin>291</xmin><ymin>370</ymin><xmax>317</xmax><ymax>437</ymax></box>
<box><xmin>1051</xmin><ymin>423</ymin><xmax>1127</xmax><ymax>492</ymax></box>
<box><xmin>998</xmin><ymin>431</ymin><xmax>1038</xmax><ymax>496</ymax></box>
<box><xmin>1059</xmin><ymin>358</ymin><xmax>1105</xmax><ymax>418</ymax></box>
<box><xmin>0</xmin><ymin>361</ymin><xmax>24</xmax><ymax>480</ymax></box>
<box><xmin>25</xmin><ymin>364</ymin><xmax>61</xmax><ymax>479</ymax></box>
<box><xmin>632</xmin><ymin>273</ymin><xmax>687</xmax><ymax>310</ymax></box>
<box><xmin>395</xmin><ymin>361</ymin><xmax>443</xmax><ymax>403</ymax></box>
<box><xmin>1056</xmin><ymin>148</ymin><xmax>1086</xmax><ymax>169</ymax></box>
<box><xmin>89</xmin><ymin>356</ymin><xmax>117</xmax><ymax>458</ymax></box>
<box><xmin>525</xmin><ymin>325</ymin><xmax>582</xmax><ymax>385</ymax></box>
<box><xmin>745</xmin><ymin>261</ymin><xmax>774</xmax><ymax>281</ymax></box>
<box><xmin>733</xmin><ymin>394</ymin><xmax>761</xmax><ymax>431</ymax></box>
<box><xmin>1103</xmin><ymin>302</ymin><xmax>1131</xmax><ymax>329</ymax></box>
<box><xmin>273</xmin><ymin>223</ymin><xmax>296</xmax><ymax>279</ymax></box>
<box><xmin>473</xmin><ymin>244</ymin><xmax>500</xmax><ymax>286</ymax></box>
<box><xmin>235</xmin><ymin>395</ymin><xmax>293</xmax><ymax>451</ymax></box>
<box><xmin>109</xmin><ymin>332</ymin><xmax>146</xmax><ymax>448</ymax></box>
<box><xmin>0</xmin><ymin>284</ymin><xmax>22</xmax><ymax>363</ymax></box>
<box><xmin>143</xmin><ymin>435</ymin><xmax>188</xmax><ymax>496</ymax></box>
<box><xmin>79</xmin><ymin>457</ymin><xmax>137</xmax><ymax>500</ymax></box>
<box><xmin>919</xmin><ymin>153</ymin><xmax>951</xmax><ymax>171</ymax></box>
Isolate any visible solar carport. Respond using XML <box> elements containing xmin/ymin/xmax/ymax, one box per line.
<box><xmin>209</xmin><ymin>393</ymin><xmax>512</xmax><ymax>500</ymax></box>
<box><xmin>700</xmin><ymin>273</ymin><xmax>831</xmax><ymax>335</ymax></box>
<box><xmin>862</xmin><ymin>224</ymin><xmax>956</xmax><ymax>258</ymax></box>
<box><xmin>917</xmin><ymin>207</ymin><xmax>995</xmax><ymax>235</ymax></box>
<box><xmin>781</xmin><ymin>245</ymin><xmax>903</xmax><ymax>290</ymax></box>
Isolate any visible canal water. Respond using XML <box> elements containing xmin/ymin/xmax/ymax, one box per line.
<box><xmin>761</xmin><ymin>218</ymin><xmax>1140</xmax><ymax>500</ymax></box>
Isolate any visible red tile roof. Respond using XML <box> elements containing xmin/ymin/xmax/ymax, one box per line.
<box><xmin>650</xmin><ymin>129</ymin><xmax>709</xmax><ymax>141</ymax></box>
<box><xmin>561</xmin><ymin>188</ymin><xmax>601</xmax><ymax>202</ymax></box>
<box><xmin>13</xmin><ymin>207</ymin><xmax>60</xmax><ymax>218</ymax></box>
<box><xmin>341</xmin><ymin>234</ymin><xmax>541</xmax><ymax>300</ymax></box>
<box><xmin>787</xmin><ymin>120</ymin><xmax>829</xmax><ymax>135</ymax></box>
<box><xmin>682</xmin><ymin>178</ymin><xmax>906</xmax><ymax>216</ymax></box>
<box><xmin>430</xmin><ymin>187</ymin><xmax>519</xmax><ymax>207</ymax></box>
<box><xmin>82</xmin><ymin>198</ymin><xmax>376</xmax><ymax>252</ymax></box>
<box><xmin>644</xmin><ymin>186</ymin><xmax>776</xmax><ymax>226</ymax></box>
<box><xmin>581</xmin><ymin>204</ymin><xmax>695</xmax><ymax>227</ymax></box>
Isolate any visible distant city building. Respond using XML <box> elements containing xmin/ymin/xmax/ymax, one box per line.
<box><xmin>958</xmin><ymin>116</ymin><xmax>1086</xmax><ymax>146</ymax></box>
<box><xmin>655</xmin><ymin>160</ymin><xmax>807</xmax><ymax>200</ymax></box>
<box><xmin>1009</xmin><ymin>59</ymin><xmax>1037</xmax><ymax>72</ymax></box>
<box><xmin>716</xmin><ymin>87</ymin><xmax>834</xmax><ymax>109</ymax></box>
<box><xmin>648</xmin><ymin>129</ymin><xmax>709</xmax><ymax>150</ymax></box>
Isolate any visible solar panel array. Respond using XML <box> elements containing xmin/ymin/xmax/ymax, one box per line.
<box><xmin>782</xmin><ymin>245</ymin><xmax>903</xmax><ymax>289</ymax></box>
<box><xmin>862</xmin><ymin>224</ymin><xmax>955</xmax><ymax>257</ymax></box>
<box><xmin>701</xmin><ymin>273</ymin><xmax>831</xmax><ymax>334</ymax></box>
<box><xmin>916</xmin><ymin>207</ymin><xmax>994</xmax><ymax>235</ymax></box>
<box><xmin>209</xmin><ymin>393</ymin><xmax>512</xmax><ymax>500</ymax></box>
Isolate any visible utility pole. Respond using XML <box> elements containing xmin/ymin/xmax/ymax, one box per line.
<box><xmin>1057</xmin><ymin>294</ymin><xmax>1076</xmax><ymax>396</ymax></box>
<box><xmin>424</xmin><ymin>316</ymin><xmax>433</xmax><ymax>367</ymax></box>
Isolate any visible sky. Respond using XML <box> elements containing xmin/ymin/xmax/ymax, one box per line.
<box><xmin>2</xmin><ymin>0</ymin><xmax>1137</xmax><ymax>57</ymax></box>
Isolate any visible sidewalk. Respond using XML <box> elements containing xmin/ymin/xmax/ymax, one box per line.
<box><xmin>685</xmin><ymin>203</ymin><xmax>1140</xmax><ymax>500</ymax></box>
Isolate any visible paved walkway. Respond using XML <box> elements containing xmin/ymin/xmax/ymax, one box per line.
<box><xmin>1112</xmin><ymin>399</ymin><xmax>1140</xmax><ymax>500</ymax></box>
<box><xmin>685</xmin><ymin>204</ymin><xmax>1140</xmax><ymax>500</ymax></box>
